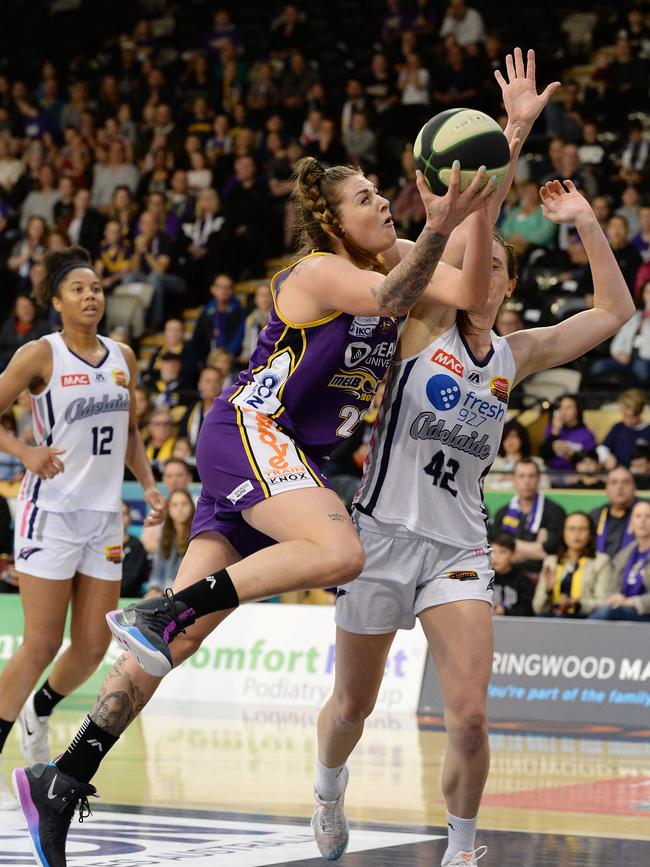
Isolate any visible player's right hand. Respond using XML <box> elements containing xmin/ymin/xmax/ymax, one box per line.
<box><xmin>24</xmin><ymin>445</ymin><xmax>65</xmax><ymax>479</ymax></box>
<box><xmin>417</xmin><ymin>162</ymin><xmax>499</xmax><ymax>238</ymax></box>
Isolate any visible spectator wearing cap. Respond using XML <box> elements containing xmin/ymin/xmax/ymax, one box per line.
<box><xmin>589</xmin><ymin>466</ymin><xmax>637</xmax><ymax>560</ymax></box>
<box><xmin>598</xmin><ymin>389</ymin><xmax>650</xmax><ymax>469</ymax></box>
<box><xmin>590</xmin><ymin>500</ymin><xmax>650</xmax><ymax>623</ymax></box>
<box><xmin>149</xmin><ymin>352</ymin><xmax>196</xmax><ymax>410</ymax></box>
<box><xmin>491</xmin><ymin>533</ymin><xmax>534</xmax><ymax>617</ymax></box>
<box><xmin>192</xmin><ymin>273</ymin><xmax>246</xmax><ymax>362</ymax></box>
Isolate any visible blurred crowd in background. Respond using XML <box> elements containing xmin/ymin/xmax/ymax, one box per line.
<box><xmin>0</xmin><ymin>0</ymin><xmax>649</xmax><ymax>618</ymax></box>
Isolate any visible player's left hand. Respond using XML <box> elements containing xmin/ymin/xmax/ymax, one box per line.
<box><xmin>495</xmin><ymin>47</ymin><xmax>560</xmax><ymax>128</ymax></box>
<box><xmin>540</xmin><ymin>180</ymin><xmax>595</xmax><ymax>225</ymax></box>
<box><xmin>143</xmin><ymin>486</ymin><xmax>167</xmax><ymax>526</ymax></box>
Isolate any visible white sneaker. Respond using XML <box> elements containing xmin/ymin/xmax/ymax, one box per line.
<box><xmin>310</xmin><ymin>765</ymin><xmax>350</xmax><ymax>861</ymax></box>
<box><xmin>17</xmin><ymin>693</ymin><xmax>51</xmax><ymax>764</ymax></box>
<box><xmin>0</xmin><ymin>757</ymin><xmax>17</xmax><ymax>810</ymax></box>
<box><xmin>442</xmin><ymin>846</ymin><xmax>488</xmax><ymax>866</ymax></box>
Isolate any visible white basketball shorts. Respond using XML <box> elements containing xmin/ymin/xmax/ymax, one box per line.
<box><xmin>335</xmin><ymin>511</ymin><xmax>494</xmax><ymax>634</ymax></box>
<box><xmin>14</xmin><ymin>500</ymin><xmax>123</xmax><ymax>582</ymax></box>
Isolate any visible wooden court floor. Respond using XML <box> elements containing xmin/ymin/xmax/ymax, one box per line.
<box><xmin>2</xmin><ymin>700</ymin><xmax>650</xmax><ymax>865</ymax></box>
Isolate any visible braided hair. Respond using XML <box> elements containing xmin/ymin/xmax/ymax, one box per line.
<box><xmin>292</xmin><ymin>157</ymin><xmax>387</xmax><ymax>274</ymax></box>
<box><xmin>32</xmin><ymin>246</ymin><xmax>94</xmax><ymax>310</ymax></box>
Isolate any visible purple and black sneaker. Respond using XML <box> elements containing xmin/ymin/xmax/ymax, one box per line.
<box><xmin>105</xmin><ymin>590</ymin><xmax>196</xmax><ymax>677</ymax></box>
<box><xmin>12</xmin><ymin>762</ymin><xmax>96</xmax><ymax>867</ymax></box>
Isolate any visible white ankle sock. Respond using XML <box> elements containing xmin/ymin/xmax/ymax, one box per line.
<box><xmin>314</xmin><ymin>761</ymin><xmax>347</xmax><ymax>801</ymax></box>
<box><xmin>443</xmin><ymin>811</ymin><xmax>477</xmax><ymax>862</ymax></box>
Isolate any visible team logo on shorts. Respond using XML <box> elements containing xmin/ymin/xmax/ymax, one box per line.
<box><xmin>446</xmin><ymin>570</ymin><xmax>479</xmax><ymax>581</ymax></box>
<box><xmin>112</xmin><ymin>369</ymin><xmax>127</xmax><ymax>388</ymax></box>
<box><xmin>489</xmin><ymin>376</ymin><xmax>510</xmax><ymax>404</ymax></box>
<box><xmin>104</xmin><ymin>545</ymin><xmax>123</xmax><ymax>563</ymax></box>
<box><xmin>17</xmin><ymin>547</ymin><xmax>43</xmax><ymax>561</ymax></box>
<box><xmin>425</xmin><ymin>374</ymin><xmax>461</xmax><ymax>411</ymax></box>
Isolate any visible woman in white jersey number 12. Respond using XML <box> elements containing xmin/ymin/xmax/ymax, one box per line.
<box><xmin>0</xmin><ymin>246</ymin><xmax>165</xmax><ymax>807</ymax></box>
<box><xmin>311</xmin><ymin>51</ymin><xmax>635</xmax><ymax>867</ymax></box>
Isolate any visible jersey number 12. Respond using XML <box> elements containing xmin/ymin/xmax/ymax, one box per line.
<box><xmin>91</xmin><ymin>425</ymin><xmax>114</xmax><ymax>455</ymax></box>
<box><xmin>423</xmin><ymin>449</ymin><xmax>459</xmax><ymax>497</ymax></box>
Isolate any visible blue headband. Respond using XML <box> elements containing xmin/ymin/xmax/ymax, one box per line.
<box><xmin>51</xmin><ymin>261</ymin><xmax>96</xmax><ymax>295</ymax></box>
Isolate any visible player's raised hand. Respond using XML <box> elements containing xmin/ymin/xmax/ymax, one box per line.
<box><xmin>495</xmin><ymin>47</ymin><xmax>560</xmax><ymax>128</ymax></box>
<box><xmin>540</xmin><ymin>179</ymin><xmax>595</xmax><ymax>225</ymax></box>
<box><xmin>24</xmin><ymin>445</ymin><xmax>65</xmax><ymax>479</ymax></box>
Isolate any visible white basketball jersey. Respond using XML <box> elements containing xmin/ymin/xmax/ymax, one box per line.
<box><xmin>354</xmin><ymin>323</ymin><xmax>517</xmax><ymax>548</ymax></box>
<box><xmin>18</xmin><ymin>333</ymin><xmax>130</xmax><ymax>513</ymax></box>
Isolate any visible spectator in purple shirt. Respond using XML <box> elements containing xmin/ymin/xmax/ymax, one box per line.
<box><xmin>540</xmin><ymin>394</ymin><xmax>597</xmax><ymax>473</ymax></box>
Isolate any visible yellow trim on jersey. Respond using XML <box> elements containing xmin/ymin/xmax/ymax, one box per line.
<box><xmin>271</xmin><ymin>251</ymin><xmax>343</xmax><ymax>329</ymax></box>
<box><xmin>296</xmin><ymin>445</ymin><xmax>325</xmax><ymax>488</ymax></box>
<box><xmin>228</xmin><ymin>384</ymin><xmax>245</xmax><ymax>404</ymax></box>
<box><xmin>233</xmin><ymin>405</ymin><xmax>271</xmax><ymax>498</ymax></box>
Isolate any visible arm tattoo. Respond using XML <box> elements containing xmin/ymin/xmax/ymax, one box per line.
<box><xmin>372</xmin><ymin>229</ymin><xmax>448</xmax><ymax>316</ymax></box>
<box><xmin>328</xmin><ymin>512</ymin><xmax>346</xmax><ymax>522</ymax></box>
<box><xmin>89</xmin><ymin>654</ymin><xmax>148</xmax><ymax>736</ymax></box>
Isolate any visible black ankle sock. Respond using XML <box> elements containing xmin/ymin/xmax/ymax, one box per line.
<box><xmin>33</xmin><ymin>679</ymin><xmax>65</xmax><ymax>717</ymax></box>
<box><xmin>56</xmin><ymin>716</ymin><xmax>119</xmax><ymax>783</ymax></box>
<box><xmin>0</xmin><ymin>717</ymin><xmax>14</xmax><ymax>753</ymax></box>
<box><xmin>174</xmin><ymin>568</ymin><xmax>240</xmax><ymax>618</ymax></box>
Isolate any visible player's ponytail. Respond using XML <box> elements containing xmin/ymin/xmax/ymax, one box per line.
<box><xmin>292</xmin><ymin>156</ymin><xmax>386</xmax><ymax>274</ymax></box>
<box><xmin>33</xmin><ymin>246</ymin><xmax>94</xmax><ymax>310</ymax></box>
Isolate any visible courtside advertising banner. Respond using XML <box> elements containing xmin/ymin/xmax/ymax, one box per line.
<box><xmin>419</xmin><ymin>617</ymin><xmax>650</xmax><ymax>726</ymax></box>
<box><xmin>0</xmin><ymin>599</ymin><xmax>427</xmax><ymax>713</ymax></box>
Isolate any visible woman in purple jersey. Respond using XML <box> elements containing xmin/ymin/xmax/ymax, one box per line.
<box><xmin>14</xmin><ymin>147</ymin><xmax>500</xmax><ymax>861</ymax></box>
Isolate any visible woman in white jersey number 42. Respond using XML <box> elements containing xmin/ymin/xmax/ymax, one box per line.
<box><xmin>0</xmin><ymin>246</ymin><xmax>165</xmax><ymax>809</ymax></box>
<box><xmin>312</xmin><ymin>50</ymin><xmax>635</xmax><ymax>867</ymax></box>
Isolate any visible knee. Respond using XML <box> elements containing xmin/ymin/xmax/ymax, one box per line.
<box><xmin>23</xmin><ymin>637</ymin><xmax>62</xmax><ymax>669</ymax></box>
<box><xmin>315</xmin><ymin>538</ymin><xmax>365</xmax><ymax>588</ymax></box>
<box><xmin>445</xmin><ymin>706</ymin><xmax>488</xmax><ymax>756</ymax></box>
<box><xmin>331</xmin><ymin>691</ymin><xmax>376</xmax><ymax>730</ymax></box>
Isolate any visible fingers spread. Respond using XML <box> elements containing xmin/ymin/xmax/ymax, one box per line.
<box><xmin>505</xmin><ymin>52</ymin><xmax>515</xmax><ymax>82</ymax></box>
<box><xmin>494</xmin><ymin>68</ymin><xmax>506</xmax><ymax>89</ymax></box>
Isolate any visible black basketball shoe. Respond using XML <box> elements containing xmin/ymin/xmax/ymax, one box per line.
<box><xmin>106</xmin><ymin>590</ymin><xmax>196</xmax><ymax>677</ymax></box>
<box><xmin>13</xmin><ymin>762</ymin><xmax>96</xmax><ymax>866</ymax></box>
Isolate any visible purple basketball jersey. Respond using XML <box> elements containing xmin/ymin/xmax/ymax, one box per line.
<box><xmin>222</xmin><ymin>252</ymin><xmax>397</xmax><ymax>460</ymax></box>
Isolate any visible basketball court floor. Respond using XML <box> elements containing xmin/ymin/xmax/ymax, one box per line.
<box><xmin>2</xmin><ymin>699</ymin><xmax>649</xmax><ymax>865</ymax></box>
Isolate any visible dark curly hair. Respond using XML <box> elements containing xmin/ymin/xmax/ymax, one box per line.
<box><xmin>32</xmin><ymin>245</ymin><xmax>94</xmax><ymax>310</ymax></box>
<box><xmin>291</xmin><ymin>156</ymin><xmax>387</xmax><ymax>274</ymax></box>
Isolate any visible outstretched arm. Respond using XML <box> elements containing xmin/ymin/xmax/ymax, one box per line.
<box><xmin>442</xmin><ymin>47</ymin><xmax>560</xmax><ymax>268</ymax></box>
<box><xmin>508</xmin><ymin>181</ymin><xmax>636</xmax><ymax>384</ymax></box>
